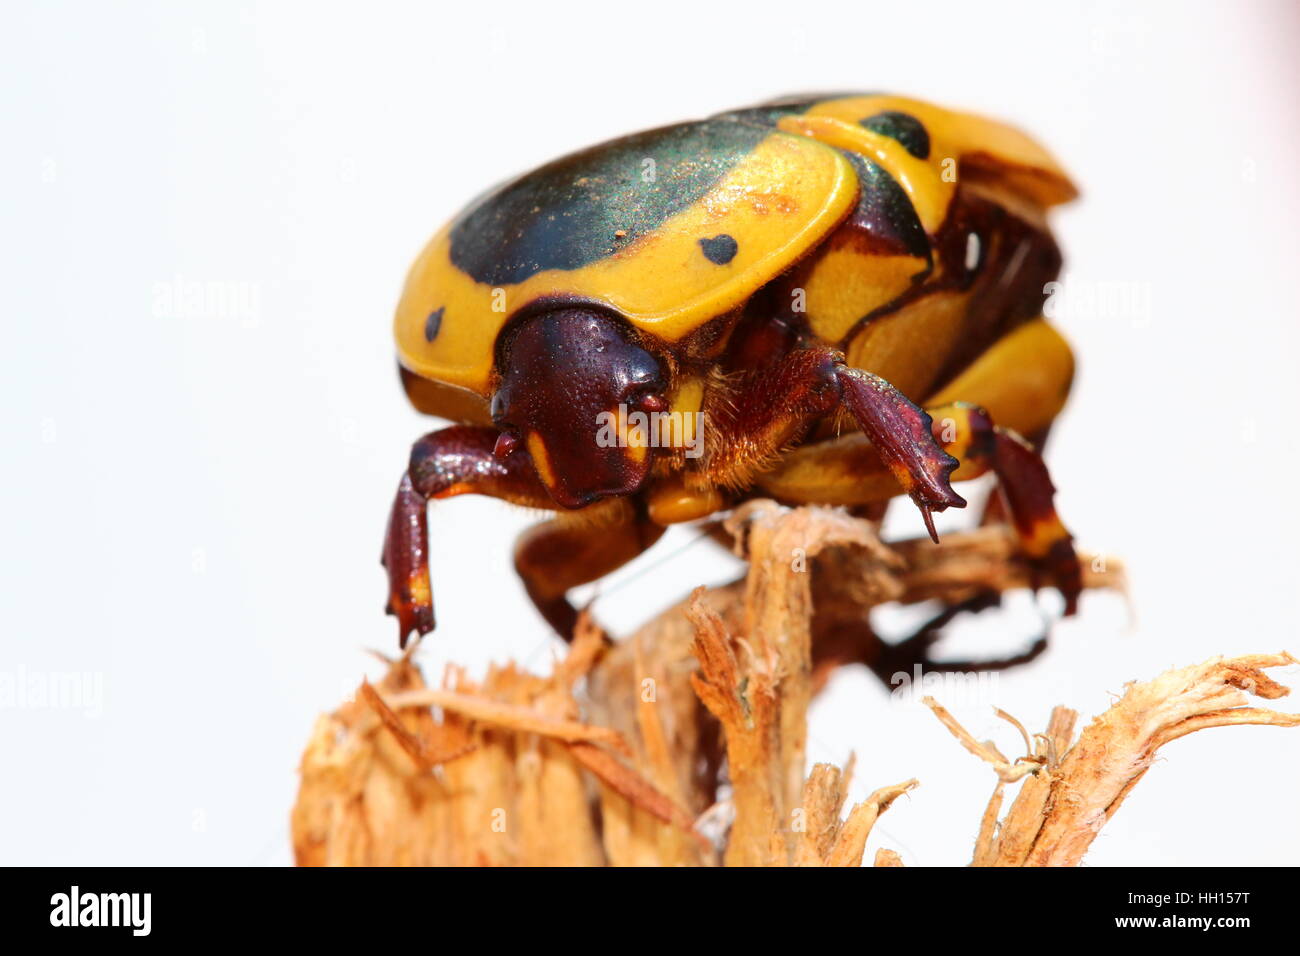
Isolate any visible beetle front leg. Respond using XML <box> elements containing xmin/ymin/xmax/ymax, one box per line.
<box><xmin>706</xmin><ymin>347</ymin><xmax>965</xmax><ymax>539</ymax></box>
<box><xmin>755</xmin><ymin>403</ymin><xmax>1082</xmax><ymax>614</ymax></box>
<box><xmin>382</xmin><ymin>425</ymin><xmax>554</xmax><ymax>647</ymax></box>
<box><xmin>835</xmin><ymin>366</ymin><xmax>967</xmax><ymax>540</ymax></box>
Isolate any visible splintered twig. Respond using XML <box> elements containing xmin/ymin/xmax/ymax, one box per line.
<box><xmin>292</xmin><ymin>501</ymin><xmax>1295</xmax><ymax>868</ymax></box>
<box><xmin>928</xmin><ymin>653</ymin><xmax>1300</xmax><ymax>867</ymax></box>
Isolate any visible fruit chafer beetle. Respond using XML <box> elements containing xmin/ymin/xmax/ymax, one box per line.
<box><xmin>383</xmin><ymin>93</ymin><xmax>1083</xmax><ymax>647</ymax></box>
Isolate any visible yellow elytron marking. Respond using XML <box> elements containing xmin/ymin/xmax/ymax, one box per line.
<box><xmin>844</xmin><ymin>290</ymin><xmax>971</xmax><ymax>400</ymax></box>
<box><xmin>786</xmin><ymin>95</ymin><xmax>1076</xmax><ymax>358</ymax></box>
<box><xmin>926</xmin><ymin>318</ymin><xmax>1075</xmax><ymax>438</ymax></box>
<box><xmin>526</xmin><ymin>432</ymin><xmax>557</xmax><ymax>488</ymax></box>
<box><xmin>433</xmin><ymin>481</ymin><xmax>477</xmax><ymax>499</ymax></box>
<box><xmin>778</xmin><ymin>114</ymin><xmax>956</xmax><ymax>234</ymax></box>
<box><xmin>401</xmin><ymin>373</ymin><xmax>493</xmax><ymax>425</ymax></box>
<box><xmin>396</xmin><ymin>132</ymin><xmax>858</xmax><ymax>396</ymax></box>
<box><xmin>800</xmin><ymin>95</ymin><xmax>1077</xmax><ymax>208</ymax></box>
<box><xmin>799</xmin><ymin>244</ymin><xmax>928</xmax><ymax>345</ymax></box>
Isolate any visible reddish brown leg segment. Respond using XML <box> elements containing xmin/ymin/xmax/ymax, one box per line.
<box><xmin>707</xmin><ymin>347</ymin><xmax>964</xmax><ymax>539</ymax></box>
<box><xmin>513</xmin><ymin>511</ymin><xmax>666</xmax><ymax>640</ymax></box>
<box><xmin>930</xmin><ymin>403</ymin><xmax>1082</xmax><ymax>614</ymax></box>
<box><xmin>989</xmin><ymin>428</ymin><xmax>1082</xmax><ymax>615</ymax></box>
<box><xmin>382</xmin><ymin>425</ymin><xmax>553</xmax><ymax>647</ymax></box>
<box><xmin>383</xmin><ymin>473</ymin><xmax>435</xmax><ymax>642</ymax></box>
<box><xmin>837</xmin><ymin>368</ymin><xmax>965</xmax><ymax>541</ymax></box>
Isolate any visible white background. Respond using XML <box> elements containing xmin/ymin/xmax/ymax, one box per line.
<box><xmin>3</xmin><ymin>0</ymin><xmax>1298</xmax><ymax>866</ymax></box>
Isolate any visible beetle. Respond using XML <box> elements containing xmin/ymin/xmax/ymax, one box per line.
<box><xmin>382</xmin><ymin>93</ymin><xmax>1083</xmax><ymax>648</ymax></box>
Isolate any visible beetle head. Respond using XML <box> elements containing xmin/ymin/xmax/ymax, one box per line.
<box><xmin>492</xmin><ymin>308</ymin><xmax>667</xmax><ymax>509</ymax></box>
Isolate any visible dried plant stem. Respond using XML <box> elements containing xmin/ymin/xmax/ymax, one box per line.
<box><xmin>939</xmin><ymin>654</ymin><xmax>1300</xmax><ymax>867</ymax></box>
<box><xmin>290</xmin><ymin>501</ymin><xmax>1294</xmax><ymax>867</ymax></box>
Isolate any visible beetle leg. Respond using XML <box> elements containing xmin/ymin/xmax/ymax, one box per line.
<box><xmin>514</xmin><ymin>510</ymin><xmax>666</xmax><ymax>639</ymax></box>
<box><xmin>928</xmin><ymin>403</ymin><xmax>1081</xmax><ymax>614</ymax></box>
<box><xmin>868</xmin><ymin>592</ymin><xmax>1051</xmax><ymax>684</ymax></box>
<box><xmin>835</xmin><ymin>367</ymin><xmax>965</xmax><ymax>541</ymax></box>
<box><xmin>705</xmin><ymin>346</ymin><xmax>964</xmax><ymax>539</ymax></box>
<box><xmin>755</xmin><ymin>403</ymin><xmax>1081</xmax><ymax>614</ymax></box>
<box><xmin>382</xmin><ymin>425</ymin><xmax>554</xmax><ymax>647</ymax></box>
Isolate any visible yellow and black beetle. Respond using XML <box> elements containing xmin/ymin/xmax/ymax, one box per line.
<box><xmin>383</xmin><ymin>93</ymin><xmax>1082</xmax><ymax>648</ymax></box>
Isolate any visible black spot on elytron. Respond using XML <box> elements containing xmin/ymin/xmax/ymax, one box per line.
<box><xmin>424</xmin><ymin>307</ymin><xmax>444</xmax><ymax>342</ymax></box>
<box><xmin>860</xmin><ymin>111</ymin><xmax>930</xmax><ymax>160</ymax></box>
<box><xmin>840</xmin><ymin>151</ymin><xmax>931</xmax><ymax>261</ymax></box>
<box><xmin>448</xmin><ymin>121</ymin><xmax>767</xmax><ymax>286</ymax></box>
<box><xmin>699</xmin><ymin>234</ymin><xmax>738</xmax><ymax>265</ymax></box>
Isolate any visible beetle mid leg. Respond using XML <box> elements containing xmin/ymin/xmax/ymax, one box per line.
<box><xmin>514</xmin><ymin>507</ymin><xmax>666</xmax><ymax>641</ymax></box>
<box><xmin>382</xmin><ymin>425</ymin><xmax>554</xmax><ymax>647</ymax></box>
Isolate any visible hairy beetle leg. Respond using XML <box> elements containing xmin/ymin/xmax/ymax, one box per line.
<box><xmin>381</xmin><ymin>425</ymin><xmax>553</xmax><ymax>647</ymax></box>
<box><xmin>704</xmin><ymin>347</ymin><xmax>965</xmax><ymax>539</ymax></box>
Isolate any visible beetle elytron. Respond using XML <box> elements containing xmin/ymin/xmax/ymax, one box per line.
<box><xmin>383</xmin><ymin>93</ymin><xmax>1083</xmax><ymax>647</ymax></box>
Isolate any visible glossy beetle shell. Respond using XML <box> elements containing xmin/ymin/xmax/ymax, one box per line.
<box><xmin>394</xmin><ymin>94</ymin><xmax>1076</xmax><ymax>404</ymax></box>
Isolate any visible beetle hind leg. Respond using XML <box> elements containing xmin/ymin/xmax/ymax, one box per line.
<box><xmin>870</xmin><ymin>592</ymin><xmax>1051</xmax><ymax>684</ymax></box>
<box><xmin>513</xmin><ymin>509</ymin><xmax>667</xmax><ymax>641</ymax></box>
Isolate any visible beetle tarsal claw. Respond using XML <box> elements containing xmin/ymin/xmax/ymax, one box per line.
<box><xmin>916</xmin><ymin>501</ymin><xmax>941</xmax><ymax>544</ymax></box>
<box><xmin>835</xmin><ymin>367</ymin><xmax>967</xmax><ymax>538</ymax></box>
